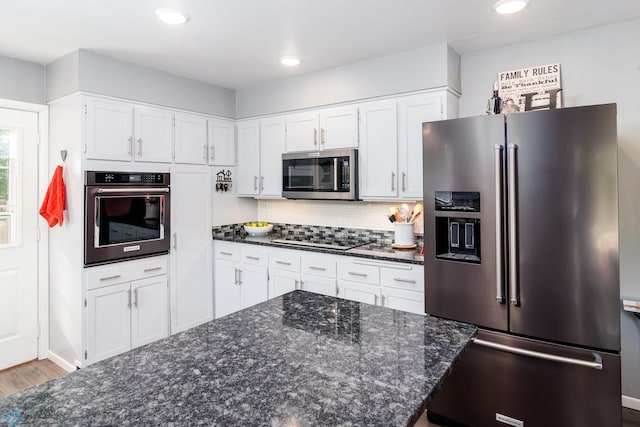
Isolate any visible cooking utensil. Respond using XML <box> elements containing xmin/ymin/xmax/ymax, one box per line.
<box><xmin>410</xmin><ymin>202</ymin><xmax>423</xmax><ymax>223</ymax></box>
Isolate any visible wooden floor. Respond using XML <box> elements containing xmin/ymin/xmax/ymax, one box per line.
<box><xmin>1</xmin><ymin>360</ymin><xmax>639</xmax><ymax>426</ymax></box>
<box><xmin>0</xmin><ymin>359</ymin><xmax>67</xmax><ymax>398</ymax></box>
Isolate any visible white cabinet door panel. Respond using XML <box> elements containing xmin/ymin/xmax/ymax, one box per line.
<box><xmin>269</xmin><ymin>269</ymin><xmax>300</xmax><ymax>299</ymax></box>
<box><xmin>131</xmin><ymin>275</ymin><xmax>169</xmax><ymax>348</ymax></box>
<box><xmin>208</xmin><ymin>118</ymin><xmax>235</xmax><ymax>166</ymax></box>
<box><xmin>301</xmin><ymin>275</ymin><xmax>336</xmax><ymax>297</ymax></box>
<box><xmin>285</xmin><ymin>112</ymin><xmax>318</xmax><ymax>152</ymax></box>
<box><xmin>239</xmin><ymin>264</ymin><xmax>268</xmax><ymax>309</ymax></box>
<box><xmin>134</xmin><ymin>106</ymin><xmax>173</xmax><ymax>163</ymax></box>
<box><xmin>174</xmin><ymin>113</ymin><xmax>208</xmax><ymax>164</ymax></box>
<box><xmin>338</xmin><ymin>280</ymin><xmax>380</xmax><ymax>306</ymax></box>
<box><xmin>237</xmin><ymin>120</ymin><xmax>261</xmax><ymax>196</ymax></box>
<box><xmin>382</xmin><ymin>287</ymin><xmax>424</xmax><ymax>315</ymax></box>
<box><xmin>260</xmin><ymin>117</ymin><xmax>286</xmax><ymax>197</ymax></box>
<box><xmin>85</xmin><ymin>98</ymin><xmax>133</xmax><ymax>161</ymax></box>
<box><xmin>319</xmin><ymin>105</ymin><xmax>358</xmax><ymax>150</ymax></box>
<box><xmin>86</xmin><ymin>283</ymin><xmax>131</xmax><ymax>364</ymax></box>
<box><xmin>214</xmin><ymin>260</ymin><xmax>240</xmax><ymax>318</ymax></box>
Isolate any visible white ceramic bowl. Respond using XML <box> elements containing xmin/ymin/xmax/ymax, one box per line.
<box><xmin>244</xmin><ymin>223</ymin><xmax>273</xmax><ymax>236</ymax></box>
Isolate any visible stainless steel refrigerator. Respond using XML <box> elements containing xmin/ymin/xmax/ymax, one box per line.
<box><xmin>422</xmin><ymin>104</ymin><xmax>621</xmax><ymax>426</ymax></box>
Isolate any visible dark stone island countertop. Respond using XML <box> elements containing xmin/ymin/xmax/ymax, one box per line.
<box><xmin>0</xmin><ymin>291</ymin><xmax>475</xmax><ymax>426</ymax></box>
<box><xmin>213</xmin><ymin>223</ymin><xmax>424</xmax><ymax>265</ymax></box>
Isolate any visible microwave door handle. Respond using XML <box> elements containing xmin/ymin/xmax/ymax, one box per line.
<box><xmin>334</xmin><ymin>158</ymin><xmax>338</xmax><ymax>191</ymax></box>
<box><xmin>95</xmin><ymin>187</ymin><xmax>170</xmax><ymax>194</ymax></box>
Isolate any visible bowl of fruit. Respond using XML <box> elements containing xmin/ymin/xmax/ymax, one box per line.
<box><xmin>243</xmin><ymin>221</ymin><xmax>273</xmax><ymax>236</ymax></box>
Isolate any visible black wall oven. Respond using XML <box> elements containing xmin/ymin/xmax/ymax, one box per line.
<box><xmin>85</xmin><ymin>171</ymin><xmax>170</xmax><ymax>266</ymax></box>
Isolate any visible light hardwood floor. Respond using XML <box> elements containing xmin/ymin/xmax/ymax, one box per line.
<box><xmin>0</xmin><ymin>359</ymin><xmax>67</xmax><ymax>398</ymax></box>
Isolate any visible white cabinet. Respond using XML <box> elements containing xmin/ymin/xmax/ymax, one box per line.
<box><xmin>170</xmin><ymin>165</ymin><xmax>213</xmax><ymax>334</ymax></box>
<box><xmin>84</xmin><ymin>97</ymin><xmax>172</xmax><ymax>163</ymax></box>
<box><xmin>359</xmin><ymin>91</ymin><xmax>452</xmax><ymax>200</ymax></box>
<box><xmin>173</xmin><ymin>113</ymin><xmax>208</xmax><ymax>164</ymax></box>
<box><xmin>285</xmin><ymin>105</ymin><xmax>358</xmax><ymax>152</ymax></box>
<box><xmin>336</xmin><ymin>258</ymin><xmax>424</xmax><ymax>314</ymax></box>
<box><xmin>236</xmin><ymin>117</ymin><xmax>285</xmax><ymax>198</ymax></box>
<box><xmin>236</xmin><ymin>120</ymin><xmax>261</xmax><ymax>196</ymax></box>
<box><xmin>85</xmin><ymin>256</ymin><xmax>169</xmax><ymax>365</ymax></box>
<box><xmin>213</xmin><ymin>242</ymin><xmax>269</xmax><ymax>318</ymax></box>
<box><xmin>300</xmin><ymin>253</ymin><xmax>337</xmax><ymax>297</ymax></box>
<box><xmin>208</xmin><ymin>118</ymin><xmax>235</xmax><ymax>166</ymax></box>
<box><xmin>268</xmin><ymin>249</ymin><xmax>301</xmax><ymax>298</ymax></box>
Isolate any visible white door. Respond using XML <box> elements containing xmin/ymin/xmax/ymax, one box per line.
<box><xmin>338</xmin><ymin>280</ymin><xmax>380</xmax><ymax>306</ymax></box>
<box><xmin>301</xmin><ymin>275</ymin><xmax>337</xmax><ymax>297</ymax></box>
<box><xmin>0</xmin><ymin>108</ymin><xmax>39</xmax><ymax>370</ymax></box>
<box><xmin>131</xmin><ymin>275</ymin><xmax>169</xmax><ymax>348</ymax></box>
<box><xmin>174</xmin><ymin>113</ymin><xmax>208</xmax><ymax>165</ymax></box>
<box><xmin>133</xmin><ymin>106</ymin><xmax>173</xmax><ymax>163</ymax></box>
<box><xmin>239</xmin><ymin>264</ymin><xmax>268</xmax><ymax>309</ymax></box>
<box><xmin>214</xmin><ymin>260</ymin><xmax>240</xmax><ymax>318</ymax></box>
<box><xmin>236</xmin><ymin>120</ymin><xmax>261</xmax><ymax>196</ymax></box>
<box><xmin>208</xmin><ymin>118</ymin><xmax>235</xmax><ymax>166</ymax></box>
<box><xmin>260</xmin><ymin>117</ymin><xmax>286</xmax><ymax>197</ymax></box>
<box><xmin>382</xmin><ymin>287</ymin><xmax>424</xmax><ymax>315</ymax></box>
<box><xmin>86</xmin><ymin>282</ymin><xmax>131</xmax><ymax>364</ymax></box>
<box><xmin>85</xmin><ymin>97</ymin><xmax>133</xmax><ymax>161</ymax></box>
<box><xmin>269</xmin><ymin>269</ymin><xmax>299</xmax><ymax>299</ymax></box>
<box><xmin>319</xmin><ymin>105</ymin><xmax>359</xmax><ymax>150</ymax></box>
<box><xmin>285</xmin><ymin>111</ymin><xmax>318</xmax><ymax>152</ymax></box>
<box><xmin>170</xmin><ymin>166</ymin><xmax>213</xmax><ymax>333</ymax></box>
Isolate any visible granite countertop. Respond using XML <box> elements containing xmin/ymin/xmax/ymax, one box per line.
<box><xmin>213</xmin><ymin>232</ymin><xmax>424</xmax><ymax>265</ymax></box>
<box><xmin>0</xmin><ymin>291</ymin><xmax>476</xmax><ymax>426</ymax></box>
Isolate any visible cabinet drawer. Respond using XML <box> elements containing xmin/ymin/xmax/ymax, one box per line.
<box><xmin>86</xmin><ymin>256</ymin><xmax>168</xmax><ymax>290</ymax></box>
<box><xmin>380</xmin><ymin>263</ymin><xmax>423</xmax><ymax>292</ymax></box>
<box><xmin>269</xmin><ymin>249</ymin><xmax>300</xmax><ymax>272</ymax></box>
<box><xmin>338</xmin><ymin>259</ymin><xmax>379</xmax><ymax>285</ymax></box>
<box><xmin>214</xmin><ymin>241</ymin><xmax>240</xmax><ymax>262</ymax></box>
<box><xmin>241</xmin><ymin>246</ymin><xmax>269</xmax><ymax>266</ymax></box>
<box><xmin>301</xmin><ymin>255</ymin><xmax>336</xmax><ymax>278</ymax></box>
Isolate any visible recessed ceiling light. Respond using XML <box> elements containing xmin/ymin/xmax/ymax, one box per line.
<box><xmin>155</xmin><ymin>8</ymin><xmax>190</xmax><ymax>25</ymax></box>
<box><xmin>280</xmin><ymin>56</ymin><xmax>302</xmax><ymax>66</ymax></box>
<box><xmin>492</xmin><ymin>0</ymin><xmax>530</xmax><ymax>14</ymax></box>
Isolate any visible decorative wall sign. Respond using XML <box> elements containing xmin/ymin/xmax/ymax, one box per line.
<box><xmin>215</xmin><ymin>169</ymin><xmax>232</xmax><ymax>192</ymax></box>
<box><xmin>497</xmin><ymin>63</ymin><xmax>562</xmax><ymax>111</ymax></box>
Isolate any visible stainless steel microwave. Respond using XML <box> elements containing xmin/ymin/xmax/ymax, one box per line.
<box><xmin>282</xmin><ymin>149</ymin><xmax>358</xmax><ymax>200</ymax></box>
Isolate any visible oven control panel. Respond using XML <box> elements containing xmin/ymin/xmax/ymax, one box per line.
<box><xmin>87</xmin><ymin>172</ymin><xmax>169</xmax><ymax>186</ymax></box>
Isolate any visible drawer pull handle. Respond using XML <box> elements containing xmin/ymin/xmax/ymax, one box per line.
<box><xmin>276</xmin><ymin>261</ymin><xmax>292</xmax><ymax>266</ymax></box>
<box><xmin>246</xmin><ymin>255</ymin><xmax>260</xmax><ymax>260</ymax></box>
<box><xmin>308</xmin><ymin>266</ymin><xmax>326</xmax><ymax>271</ymax></box>
<box><xmin>348</xmin><ymin>272</ymin><xmax>368</xmax><ymax>277</ymax></box>
<box><xmin>220</xmin><ymin>251</ymin><xmax>233</xmax><ymax>256</ymax></box>
<box><xmin>144</xmin><ymin>267</ymin><xmax>162</xmax><ymax>273</ymax></box>
<box><xmin>100</xmin><ymin>275</ymin><xmax>122</xmax><ymax>281</ymax></box>
<box><xmin>393</xmin><ymin>278</ymin><xmax>417</xmax><ymax>284</ymax></box>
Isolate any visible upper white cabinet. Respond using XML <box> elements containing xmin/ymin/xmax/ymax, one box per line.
<box><xmin>285</xmin><ymin>105</ymin><xmax>358</xmax><ymax>152</ymax></box>
<box><xmin>236</xmin><ymin>117</ymin><xmax>285</xmax><ymax>198</ymax></box>
<box><xmin>359</xmin><ymin>91</ymin><xmax>452</xmax><ymax>200</ymax></box>
<box><xmin>85</xmin><ymin>97</ymin><xmax>172</xmax><ymax>163</ymax></box>
<box><xmin>173</xmin><ymin>112</ymin><xmax>208</xmax><ymax>165</ymax></box>
<box><xmin>208</xmin><ymin>118</ymin><xmax>235</xmax><ymax>166</ymax></box>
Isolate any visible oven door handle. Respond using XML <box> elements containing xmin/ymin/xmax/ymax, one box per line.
<box><xmin>95</xmin><ymin>187</ymin><xmax>170</xmax><ymax>193</ymax></box>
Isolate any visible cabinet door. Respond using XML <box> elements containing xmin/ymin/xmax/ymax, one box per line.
<box><xmin>358</xmin><ymin>99</ymin><xmax>398</xmax><ymax>199</ymax></box>
<box><xmin>214</xmin><ymin>260</ymin><xmax>241</xmax><ymax>318</ymax></box>
<box><xmin>260</xmin><ymin>117</ymin><xmax>286</xmax><ymax>197</ymax></box>
<box><xmin>133</xmin><ymin>106</ymin><xmax>173</xmax><ymax>163</ymax></box>
<box><xmin>338</xmin><ymin>280</ymin><xmax>380</xmax><ymax>306</ymax></box>
<box><xmin>269</xmin><ymin>269</ymin><xmax>300</xmax><ymax>299</ymax></box>
<box><xmin>85</xmin><ymin>97</ymin><xmax>133</xmax><ymax>161</ymax></box>
<box><xmin>131</xmin><ymin>275</ymin><xmax>169</xmax><ymax>348</ymax></box>
<box><xmin>398</xmin><ymin>92</ymin><xmax>443</xmax><ymax>198</ymax></box>
<box><xmin>174</xmin><ymin>113</ymin><xmax>208</xmax><ymax>164</ymax></box>
<box><xmin>170</xmin><ymin>166</ymin><xmax>213</xmax><ymax>332</ymax></box>
<box><xmin>319</xmin><ymin>105</ymin><xmax>359</xmax><ymax>150</ymax></box>
<box><xmin>239</xmin><ymin>264</ymin><xmax>269</xmax><ymax>309</ymax></box>
<box><xmin>86</xmin><ymin>283</ymin><xmax>131</xmax><ymax>364</ymax></box>
<box><xmin>208</xmin><ymin>118</ymin><xmax>235</xmax><ymax>166</ymax></box>
<box><xmin>236</xmin><ymin>120</ymin><xmax>261</xmax><ymax>196</ymax></box>
<box><xmin>301</xmin><ymin>274</ymin><xmax>337</xmax><ymax>297</ymax></box>
<box><xmin>285</xmin><ymin>111</ymin><xmax>319</xmax><ymax>152</ymax></box>
<box><xmin>382</xmin><ymin>287</ymin><xmax>424</xmax><ymax>315</ymax></box>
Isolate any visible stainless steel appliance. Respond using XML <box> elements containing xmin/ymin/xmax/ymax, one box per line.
<box><xmin>423</xmin><ymin>104</ymin><xmax>621</xmax><ymax>426</ymax></box>
<box><xmin>282</xmin><ymin>148</ymin><xmax>358</xmax><ymax>200</ymax></box>
<box><xmin>85</xmin><ymin>171</ymin><xmax>170</xmax><ymax>266</ymax></box>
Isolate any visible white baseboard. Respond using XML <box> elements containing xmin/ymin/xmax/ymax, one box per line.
<box><xmin>623</xmin><ymin>395</ymin><xmax>640</xmax><ymax>411</ymax></box>
<box><xmin>46</xmin><ymin>351</ymin><xmax>77</xmax><ymax>373</ymax></box>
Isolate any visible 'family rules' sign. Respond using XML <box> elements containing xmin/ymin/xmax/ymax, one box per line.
<box><xmin>498</xmin><ymin>63</ymin><xmax>562</xmax><ymax>111</ymax></box>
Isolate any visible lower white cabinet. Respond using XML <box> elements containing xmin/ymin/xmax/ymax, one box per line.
<box><xmin>85</xmin><ymin>257</ymin><xmax>169</xmax><ymax>365</ymax></box>
<box><xmin>213</xmin><ymin>242</ymin><xmax>269</xmax><ymax>318</ymax></box>
<box><xmin>301</xmin><ymin>253</ymin><xmax>338</xmax><ymax>297</ymax></box>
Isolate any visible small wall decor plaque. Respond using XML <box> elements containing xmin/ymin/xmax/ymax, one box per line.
<box><xmin>497</xmin><ymin>63</ymin><xmax>562</xmax><ymax>112</ymax></box>
<box><xmin>215</xmin><ymin>169</ymin><xmax>233</xmax><ymax>192</ymax></box>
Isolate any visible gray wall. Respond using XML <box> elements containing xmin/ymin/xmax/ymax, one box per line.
<box><xmin>459</xmin><ymin>18</ymin><xmax>640</xmax><ymax>400</ymax></box>
<box><xmin>236</xmin><ymin>43</ymin><xmax>459</xmax><ymax>118</ymax></box>
<box><xmin>0</xmin><ymin>55</ymin><xmax>46</xmax><ymax>104</ymax></box>
<box><xmin>46</xmin><ymin>50</ymin><xmax>236</xmax><ymax>118</ymax></box>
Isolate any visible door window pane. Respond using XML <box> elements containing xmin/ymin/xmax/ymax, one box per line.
<box><xmin>0</xmin><ymin>128</ymin><xmax>18</xmax><ymax>245</ymax></box>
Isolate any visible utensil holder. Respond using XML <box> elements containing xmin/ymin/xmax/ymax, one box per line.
<box><xmin>394</xmin><ymin>222</ymin><xmax>415</xmax><ymax>246</ymax></box>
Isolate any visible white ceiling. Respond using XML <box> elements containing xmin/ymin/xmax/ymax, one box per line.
<box><xmin>1</xmin><ymin>0</ymin><xmax>639</xmax><ymax>90</ymax></box>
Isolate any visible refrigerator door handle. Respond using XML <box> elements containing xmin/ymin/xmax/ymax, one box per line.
<box><xmin>472</xmin><ymin>337</ymin><xmax>604</xmax><ymax>370</ymax></box>
<box><xmin>507</xmin><ymin>143</ymin><xmax>520</xmax><ymax>306</ymax></box>
<box><xmin>494</xmin><ymin>144</ymin><xmax>505</xmax><ymax>304</ymax></box>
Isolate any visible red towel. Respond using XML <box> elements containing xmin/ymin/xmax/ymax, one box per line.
<box><xmin>39</xmin><ymin>165</ymin><xmax>66</xmax><ymax>227</ymax></box>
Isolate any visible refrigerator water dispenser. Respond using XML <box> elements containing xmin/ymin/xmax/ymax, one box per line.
<box><xmin>434</xmin><ymin>191</ymin><xmax>481</xmax><ymax>263</ymax></box>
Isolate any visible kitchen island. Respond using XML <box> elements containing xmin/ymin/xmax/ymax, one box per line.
<box><xmin>0</xmin><ymin>291</ymin><xmax>475</xmax><ymax>426</ymax></box>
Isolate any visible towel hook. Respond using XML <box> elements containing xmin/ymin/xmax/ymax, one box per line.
<box><xmin>60</xmin><ymin>150</ymin><xmax>67</xmax><ymax>162</ymax></box>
